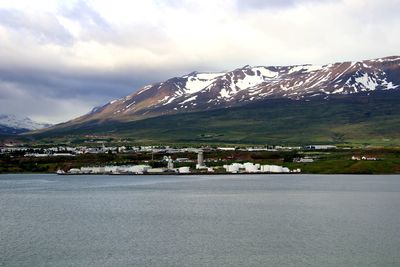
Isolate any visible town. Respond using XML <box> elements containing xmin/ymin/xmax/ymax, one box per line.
<box><xmin>0</xmin><ymin>143</ymin><xmax>309</xmax><ymax>156</ymax></box>
<box><xmin>60</xmin><ymin>150</ymin><xmax>301</xmax><ymax>175</ymax></box>
<box><xmin>1</xmin><ymin>141</ymin><xmax>395</xmax><ymax>174</ymax></box>
<box><xmin>0</xmin><ymin>142</ymin><xmax>322</xmax><ymax>174</ymax></box>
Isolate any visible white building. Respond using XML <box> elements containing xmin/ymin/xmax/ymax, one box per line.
<box><xmin>68</xmin><ymin>168</ymin><xmax>81</xmax><ymax>174</ymax></box>
<box><xmin>243</xmin><ymin>162</ymin><xmax>260</xmax><ymax>173</ymax></box>
<box><xmin>223</xmin><ymin>163</ymin><xmax>243</xmax><ymax>173</ymax></box>
<box><xmin>178</xmin><ymin>167</ymin><xmax>190</xmax><ymax>173</ymax></box>
<box><xmin>260</xmin><ymin>165</ymin><xmax>290</xmax><ymax>173</ymax></box>
<box><xmin>294</xmin><ymin>157</ymin><xmax>314</xmax><ymax>163</ymax></box>
<box><xmin>217</xmin><ymin>147</ymin><xmax>236</xmax><ymax>151</ymax></box>
<box><xmin>80</xmin><ymin>166</ymin><xmax>105</xmax><ymax>174</ymax></box>
<box><xmin>224</xmin><ymin>162</ymin><xmax>264</xmax><ymax>173</ymax></box>
<box><xmin>306</xmin><ymin>145</ymin><xmax>337</xmax><ymax>150</ymax></box>
<box><xmin>117</xmin><ymin>165</ymin><xmax>151</xmax><ymax>174</ymax></box>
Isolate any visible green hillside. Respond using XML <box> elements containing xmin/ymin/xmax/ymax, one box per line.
<box><xmin>30</xmin><ymin>91</ymin><xmax>400</xmax><ymax>146</ymax></box>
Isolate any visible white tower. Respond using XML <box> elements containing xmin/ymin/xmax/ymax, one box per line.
<box><xmin>196</xmin><ymin>150</ymin><xmax>205</xmax><ymax>169</ymax></box>
<box><xmin>167</xmin><ymin>156</ymin><xmax>174</xmax><ymax>170</ymax></box>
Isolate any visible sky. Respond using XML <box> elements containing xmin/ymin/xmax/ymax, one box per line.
<box><xmin>0</xmin><ymin>0</ymin><xmax>399</xmax><ymax>123</ymax></box>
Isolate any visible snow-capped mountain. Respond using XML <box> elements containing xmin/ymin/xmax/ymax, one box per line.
<box><xmin>73</xmin><ymin>56</ymin><xmax>400</xmax><ymax>123</ymax></box>
<box><xmin>0</xmin><ymin>114</ymin><xmax>51</xmax><ymax>134</ymax></box>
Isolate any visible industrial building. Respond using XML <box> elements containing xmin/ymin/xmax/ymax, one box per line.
<box><xmin>223</xmin><ymin>162</ymin><xmax>297</xmax><ymax>173</ymax></box>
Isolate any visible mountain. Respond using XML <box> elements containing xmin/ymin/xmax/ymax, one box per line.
<box><xmin>32</xmin><ymin>56</ymin><xmax>400</xmax><ymax>145</ymax></box>
<box><xmin>70</xmin><ymin>55</ymin><xmax>400</xmax><ymax>124</ymax></box>
<box><xmin>0</xmin><ymin>114</ymin><xmax>51</xmax><ymax>135</ymax></box>
<box><xmin>31</xmin><ymin>91</ymin><xmax>400</xmax><ymax>145</ymax></box>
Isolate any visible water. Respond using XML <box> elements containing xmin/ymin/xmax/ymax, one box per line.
<box><xmin>1</xmin><ymin>174</ymin><xmax>400</xmax><ymax>267</ymax></box>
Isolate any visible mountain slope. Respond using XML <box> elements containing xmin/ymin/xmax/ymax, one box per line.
<box><xmin>69</xmin><ymin>56</ymin><xmax>400</xmax><ymax>125</ymax></box>
<box><xmin>32</xmin><ymin>91</ymin><xmax>400</xmax><ymax>145</ymax></box>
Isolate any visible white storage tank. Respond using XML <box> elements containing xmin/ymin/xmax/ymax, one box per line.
<box><xmin>68</xmin><ymin>168</ymin><xmax>81</xmax><ymax>174</ymax></box>
<box><xmin>261</xmin><ymin>165</ymin><xmax>271</xmax><ymax>172</ymax></box>
<box><xmin>244</xmin><ymin>163</ymin><xmax>259</xmax><ymax>173</ymax></box>
<box><xmin>224</xmin><ymin>163</ymin><xmax>242</xmax><ymax>173</ymax></box>
<box><xmin>178</xmin><ymin>167</ymin><xmax>190</xmax><ymax>174</ymax></box>
<box><xmin>269</xmin><ymin>165</ymin><xmax>283</xmax><ymax>173</ymax></box>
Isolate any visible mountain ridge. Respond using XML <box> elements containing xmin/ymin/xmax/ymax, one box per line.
<box><xmin>31</xmin><ymin>55</ymin><xmax>400</xmax><ymax>144</ymax></box>
<box><xmin>69</xmin><ymin>55</ymin><xmax>400</xmax><ymax>125</ymax></box>
<box><xmin>0</xmin><ymin>114</ymin><xmax>51</xmax><ymax>135</ymax></box>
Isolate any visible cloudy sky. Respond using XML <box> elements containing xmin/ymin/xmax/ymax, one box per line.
<box><xmin>0</xmin><ymin>0</ymin><xmax>399</xmax><ymax>123</ymax></box>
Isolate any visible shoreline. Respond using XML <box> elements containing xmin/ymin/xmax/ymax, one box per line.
<box><xmin>1</xmin><ymin>172</ymin><xmax>400</xmax><ymax>176</ymax></box>
<box><xmin>57</xmin><ymin>171</ymin><xmax>297</xmax><ymax>176</ymax></box>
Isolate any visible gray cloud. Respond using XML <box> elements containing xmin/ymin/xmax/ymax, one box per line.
<box><xmin>236</xmin><ymin>0</ymin><xmax>338</xmax><ymax>9</ymax></box>
<box><xmin>0</xmin><ymin>60</ymin><xmax>197</xmax><ymax>100</ymax></box>
<box><xmin>0</xmin><ymin>81</ymin><xmax>93</xmax><ymax>123</ymax></box>
<box><xmin>0</xmin><ymin>9</ymin><xmax>73</xmax><ymax>45</ymax></box>
<box><xmin>0</xmin><ymin>61</ymin><xmax>197</xmax><ymax>123</ymax></box>
<box><xmin>61</xmin><ymin>0</ymin><xmax>109</xmax><ymax>29</ymax></box>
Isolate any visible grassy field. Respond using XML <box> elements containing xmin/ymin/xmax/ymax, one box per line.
<box><xmin>28</xmin><ymin>91</ymin><xmax>400</xmax><ymax>146</ymax></box>
<box><xmin>284</xmin><ymin>149</ymin><xmax>400</xmax><ymax>174</ymax></box>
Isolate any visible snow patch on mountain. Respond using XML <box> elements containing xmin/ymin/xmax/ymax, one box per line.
<box><xmin>179</xmin><ymin>95</ymin><xmax>197</xmax><ymax>105</ymax></box>
<box><xmin>184</xmin><ymin>72</ymin><xmax>225</xmax><ymax>94</ymax></box>
<box><xmin>252</xmin><ymin>67</ymin><xmax>279</xmax><ymax>78</ymax></box>
<box><xmin>354</xmin><ymin>73</ymin><xmax>378</xmax><ymax>91</ymax></box>
<box><xmin>137</xmin><ymin>85</ymin><xmax>153</xmax><ymax>95</ymax></box>
<box><xmin>196</xmin><ymin>73</ymin><xmax>225</xmax><ymax>80</ymax></box>
<box><xmin>219</xmin><ymin>88</ymin><xmax>230</xmax><ymax>99</ymax></box>
<box><xmin>0</xmin><ymin>114</ymin><xmax>51</xmax><ymax>131</ymax></box>
<box><xmin>288</xmin><ymin>64</ymin><xmax>323</xmax><ymax>74</ymax></box>
<box><xmin>235</xmin><ymin>71</ymin><xmax>266</xmax><ymax>90</ymax></box>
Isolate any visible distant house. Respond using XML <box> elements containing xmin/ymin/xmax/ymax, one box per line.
<box><xmin>217</xmin><ymin>147</ymin><xmax>236</xmax><ymax>151</ymax></box>
<box><xmin>175</xmin><ymin>157</ymin><xmax>191</xmax><ymax>163</ymax></box>
<box><xmin>293</xmin><ymin>157</ymin><xmax>314</xmax><ymax>163</ymax></box>
<box><xmin>305</xmin><ymin>145</ymin><xmax>337</xmax><ymax>150</ymax></box>
<box><xmin>352</xmin><ymin>155</ymin><xmax>378</xmax><ymax>161</ymax></box>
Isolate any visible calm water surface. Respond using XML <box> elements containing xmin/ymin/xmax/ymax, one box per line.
<box><xmin>1</xmin><ymin>174</ymin><xmax>400</xmax><ymax>266</ymax></box>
